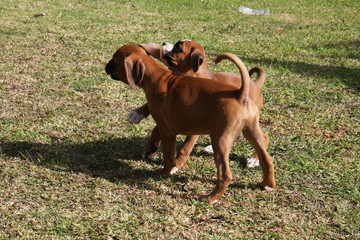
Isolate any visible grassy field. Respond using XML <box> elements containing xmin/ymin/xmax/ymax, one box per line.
<box><xmin>1</xmin><ymin>0</ymin><xmax>359</xmax><ymax>239</ymax></box>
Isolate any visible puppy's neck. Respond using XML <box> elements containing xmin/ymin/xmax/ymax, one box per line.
<box><xmin>169</xmin><ymin>67</ymin><xmax>186</xmax><ymax>76</ymax></box>
<box><xmin>194</xmin><ymin>61</ymin><xmax>212</xmax><ymax>79</ymax></box>
<box><xmin>138</xmin><ymin>59</ymin><xmax>172</xmax><ymax>92</ymax></box>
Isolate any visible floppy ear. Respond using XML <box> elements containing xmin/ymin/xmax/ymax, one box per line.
<box><xmin>124</xmin><ymin>56</ymin><xmax>145</xmax><ymax>89</ymax></box>
<box><xmin>190</xmin><ymin>48</ymin><xmax>204</xmax><ymax>72</ymax></box>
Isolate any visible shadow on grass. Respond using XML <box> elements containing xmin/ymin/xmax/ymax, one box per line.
<box><xmin>0</xmin><ymin>137</ymin><xmax>163</xmax><ymax>188</ymax></box>
<box><xmin>211</xmin><ymin>40</ymin><xmax>360</xmax><ymax>91</ymax></box>
<box><xmin>0</xmin><ymin>138</ymin><xmax>251</xmax><ymax>193</ymax></box>
<box><xmin>320</xmin><ymin>40</ymin><xmax>360</xmax><ymax>61</ymax></box>
<box><xmin>254</xmin><ymin>58</ymin><xmax>360</xmax><ymax>91</ymax></box>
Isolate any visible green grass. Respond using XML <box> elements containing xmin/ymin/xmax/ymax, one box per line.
<box><xmin>1</xmin><ymin>0</ymin><xmax>359</xmax><ymax>239</ymax></box>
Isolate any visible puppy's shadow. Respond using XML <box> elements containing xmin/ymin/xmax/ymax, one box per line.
<box><xmin>1</xmin><ymin>138</ymin><xmax>254</xmax><ymax>196</ymax></box>
<box><xmin>0</xmin><ymin>137</ymin><xmax>163</xmax><ymax>190</ymax></box>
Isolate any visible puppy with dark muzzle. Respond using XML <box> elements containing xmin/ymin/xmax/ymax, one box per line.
<box><xmin>129</xmin><ymin>40</ymin><xmax>268</xmax><ymax>169</ymax></box>
<box><xmin>105</xmin><ymin>44</ymin><xmax>275</xmax><ymax>203</ymax></box>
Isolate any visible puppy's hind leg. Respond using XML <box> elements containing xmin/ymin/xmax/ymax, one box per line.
<box><xmin>243</xmin><ymin>121</ymin><xmax>275</xmax><ymax>190</ymax></box>
<box><xmin>246</xmin><ymin>133</ymin><xmax>269</xmax><ymax>168</ymax></box>
<box><xmin>199</xmin><ymin>133</ymin><xmax>234</xmax><ymax>204</ymax></box>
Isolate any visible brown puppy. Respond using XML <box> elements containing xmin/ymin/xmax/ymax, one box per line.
<box><xmin>105</xmin><ymin>45</ymin><xmax>275</xmax><ymax>203</ymax></box>
<box><xmin>130</xmin><ymin>40</ymin><xmax>266</xmax><ymax>168</ymax></box>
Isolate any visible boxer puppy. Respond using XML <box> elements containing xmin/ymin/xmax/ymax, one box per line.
<box><xmin>105</xmin><ymin>45</ymin><xmax>275</xmax><ymax>203</ymax></box>
<box><xmin>130</xmin><ymin>40</ymin><xmax>267</xmax><ymax>168</ymax></box>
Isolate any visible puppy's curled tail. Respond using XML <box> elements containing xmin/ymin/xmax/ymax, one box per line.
<box><xmin>215</xmin><ymin>53</ymin><xmax>250</xmax><ymax>105</ymax></box>
<box><xmin>250</xmin><ymin>66</ymin><xmax>265</xmax><ymax>89</ymax></box>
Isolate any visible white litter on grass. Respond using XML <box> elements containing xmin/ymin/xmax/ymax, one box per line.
<box><xmin>238</xmin><ymin>6</ymin><xmax>270</xmax><ymax>15</ymax></box>
<box><xmin>246</xmin><ymin>157</ymin><xmax>260</xmax><ymax>168</ymax></box>
<box><xmin>203</xmin><ymin>145</ymin><xmax>214</xmax><ymax>154</ymax></box>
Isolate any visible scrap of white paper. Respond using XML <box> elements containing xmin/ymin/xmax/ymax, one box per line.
<box><xmin>238</xmin><ymin>6</ymin><xmax>270</xmax><ymax>15</ymax></box>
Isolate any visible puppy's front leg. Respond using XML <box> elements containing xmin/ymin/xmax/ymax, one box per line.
<box><xmin>128</xmin><ymin>103</ymin><xmax>150</xmax><ymax>124</ymax></box>
<box><xmin>155</xmin><ymin>132</ymin><xmax>178</xmax><ymax>175</ymax></box>
<box><xmin>174</xmin><ymin>135</ymin><xmax>199</xmax><ymax>169</ymax></box>
<box><xmin>143</xmin><ymin>126</ymin><xmax>161</xmax><ymax>159</ymax></box>
<box><xmin>145</xmin><ymin>129</ymin><xmax>198</xmax><ymax>171</ymax></box>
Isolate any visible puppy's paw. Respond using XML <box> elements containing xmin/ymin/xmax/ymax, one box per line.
<box><xmin>154</xmin><ymin>167</ymin><xmax>179</xmax><ymax>176</ymax></box>
<box><xmin>263</xmin><ymin>186</ymin><xmax>274</xmax><ymax>191</ymax></box>
<box><xmin>199</xmin><ymin>195</ymin><xmax>219</xmax><ymax>204</ymax></box>
<box><xmin>143</xmin><ymin>151</ymin><xmax>157</xmax><ymax>159</ymax></box>
<box><xmin>143</xmin><ymin>145</ymin><xmax>159</xmax><ymax>159</ymax></box>
<box><xmin>170</xmin><ymin>167</ymin><xmax>179</xmax><ymax>175</ymax></box>
<box><xmin>246</xmin><ymin>157</ymin><xmax>260</xmax><ymax>168</ymax></box>
<box><xmin>257</xmin><ymin>180</ymin><xmax>276</xmax><ymax>190</ymax></box>
<box><xmin>203</xmin><ymin>145</ymin><xmax>214</xmax><ymax>154</ymax></box>
<box><xmin>127</xmin><ymin>110</ymin><xmax>146</xmax><ymax>124</ymax></box>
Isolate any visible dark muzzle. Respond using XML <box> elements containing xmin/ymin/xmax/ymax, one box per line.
<box><xmin>105</xmin><ymin>59</ymin><xmax>115</xmax><ymax>75</ymax></box>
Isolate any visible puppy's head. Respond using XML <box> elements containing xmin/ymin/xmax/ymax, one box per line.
<box><xmin>162</xmin><ymin>40</ymin><xmax>205</xmax><ymax>74</ymax></box>
<box><xmin>105</xmin><ymin>45</ymin><xmax>146</xmax><ymax>88</ymax></box>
